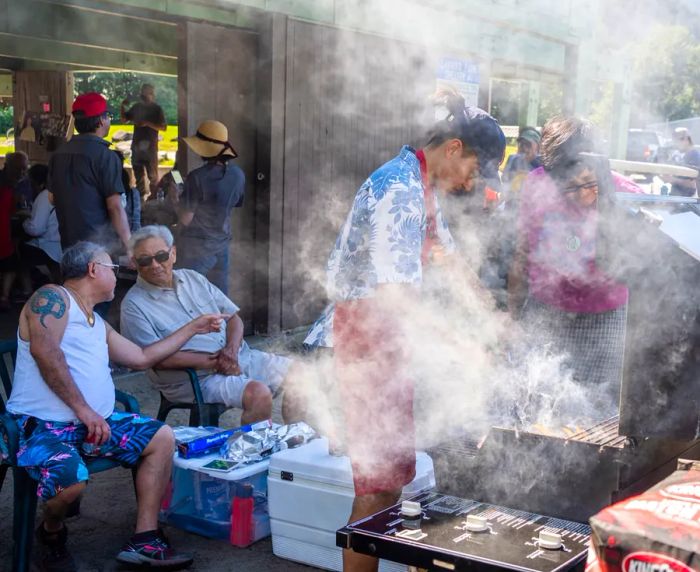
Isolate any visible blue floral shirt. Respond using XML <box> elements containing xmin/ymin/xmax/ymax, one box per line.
<box><xmin>305</xmin><ymin>146</ymin><xmax>456</xmax><ymax>347</ymax></box>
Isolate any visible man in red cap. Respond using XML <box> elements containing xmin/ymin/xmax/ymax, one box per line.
<box><xmin>49</xmin><ymin>92</ymin><xmax>131</xmax><ymax>252</ymax></box>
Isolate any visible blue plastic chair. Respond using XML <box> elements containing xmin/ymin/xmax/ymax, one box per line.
<box><xmin>0</xmin><ymin>339</ymin><xmax>141</xmax><ymax>572</ymax></box>
<box><xmin>155</xmin><ymin>367</ymin><xmax>228</xmax><ymax>427</ymax></box>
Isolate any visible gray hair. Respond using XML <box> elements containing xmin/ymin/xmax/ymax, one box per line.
<box><xmin>61</xmin><ymin>241</ymin><xmax>108</xmax><ymax>280</ymax></box>
<box><xmin>128</xmin><ymin>225</ymin><xmax>174</xmax><ymax>253</ymax></box>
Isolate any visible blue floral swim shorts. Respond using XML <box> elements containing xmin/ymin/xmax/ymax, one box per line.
<box><xmin>12</xmin><ymin>411</ymin><xmax>164</xmax><ymax>500</ymax></box>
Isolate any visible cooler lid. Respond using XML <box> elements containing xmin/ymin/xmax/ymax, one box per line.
<box><xmin>269</xmin><ymin>439</ymin><xmax>436</xmax><ymax>493</ymax></box>
<box><xmin>268</xmin><ymin>438</ymin><xmax>356</xmax><ymax>489</ymax></box>
<box><xmin>172</xmin><ymin>451</ymin><xmax>270</xmax><ymax>481</ymax></box>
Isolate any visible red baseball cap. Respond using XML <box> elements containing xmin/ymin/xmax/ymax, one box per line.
<box><xmin>72</xmin><ymin>92</ymin><xmax>108</xmax><ymax>118</ymax></box>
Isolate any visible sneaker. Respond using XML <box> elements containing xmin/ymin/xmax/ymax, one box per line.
<box><xmin>116</xmin><ymin>533</ymin><xmax>193</xmax><ymax>569</ymax></box>
<box><xmin>35</xmin><ymin>523</ymin><xmax>77</xmax><ymax>572</ymax></box>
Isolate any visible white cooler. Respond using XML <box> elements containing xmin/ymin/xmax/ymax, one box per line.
<box><xmin>268</xmin><ymin>438</ymin><xmax>435</xmax><ymax>571</ymax></box>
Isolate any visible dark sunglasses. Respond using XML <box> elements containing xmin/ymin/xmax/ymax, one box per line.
<box><xmin>135</xmin><ymin>250</ymin><xmax>171</xmax><ymax>267</ymax></box>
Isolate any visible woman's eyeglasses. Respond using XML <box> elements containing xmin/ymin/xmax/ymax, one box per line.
<box><xmin>135</xmin><ymin>250</ymin><xmax>171</xmax><ymax>267</ymax></box>
<box><xmin>562</xmin><ymin>180</ymin><xmax>598</xmax><ymax>194</ymax></box>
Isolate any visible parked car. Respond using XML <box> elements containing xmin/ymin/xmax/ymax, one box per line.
<box><xmin>626</xmin><ymin>129</ymin><xmax>661</xmax><ymax>162</ymax></box>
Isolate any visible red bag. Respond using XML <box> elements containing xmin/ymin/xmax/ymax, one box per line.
<box><xmin>586</xmin><ymin>461</ymin><xmax>700</xmax><ymax>572</ymax></box>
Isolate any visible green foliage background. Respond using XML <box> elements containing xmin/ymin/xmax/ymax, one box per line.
<box><xmin>73</xmin><ymin>72</ymin><xmax>177</xmax><ymax>124</ymax></box>
<box><xmin>632</xmin><ymin>25</ymin><xmax>700</xmax><ymax>125</ymax></box>
<box><xmin>0</xmin><ymin>105</ymin><xmax>13</xmax><ymax>135</ymax></box>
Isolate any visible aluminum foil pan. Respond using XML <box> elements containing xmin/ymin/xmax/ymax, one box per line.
<box><xmin>220</xmin><ymin>421</ymin><xmax>317</xmax><ymax>464</ymax></box>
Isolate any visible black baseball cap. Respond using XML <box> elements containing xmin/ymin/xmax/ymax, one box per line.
<box><xmin>457</xmin><ymin>107</ymin><xmax>507</xmax><ymax>180</ymax></box>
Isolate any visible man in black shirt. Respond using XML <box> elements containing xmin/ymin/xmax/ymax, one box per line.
<box><xmin>120</xmin><ymin>84</ymin><xmax>166</xmax><ymax>200</ymax></box>
<box><xmin>49</xmin><ymin>92</ymin><xmax>131</xmax><ymax>252</ymax></box>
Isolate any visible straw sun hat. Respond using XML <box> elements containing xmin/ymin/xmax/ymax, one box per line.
<box><xmin>183</xmin><ymin>120</ymin><xmax>238</xmax><ymax>159</ymax></box>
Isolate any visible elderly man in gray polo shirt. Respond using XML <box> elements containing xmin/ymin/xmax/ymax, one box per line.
<box><xmin>120</xmin><ymin>225</ymin><xmax>292</xmax><ymax>423</ymax></box>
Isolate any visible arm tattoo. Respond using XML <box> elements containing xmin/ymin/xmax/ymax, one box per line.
<box><xmin>30</xmin><ymin>287</ymin><xmax>66</xmax><ymax>328</ymax></box>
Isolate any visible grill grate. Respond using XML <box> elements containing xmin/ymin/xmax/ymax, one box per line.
<box><xmin>431</xmin><ymin>438</ymin><xmax>482</xmax><ymax>457</ymax></box>
<box><xmin>568</xmin><ymin>415</ymin><xmax>626</xmax><ymax>448</ymax></box>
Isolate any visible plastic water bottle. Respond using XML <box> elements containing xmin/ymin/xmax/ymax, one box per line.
<box><xmin>230</xmin><ymin>483</ymin><xmax>254</xmax><ymax>547</ymax></box>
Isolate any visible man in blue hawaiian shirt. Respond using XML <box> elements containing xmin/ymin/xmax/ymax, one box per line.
<box><xmin>305</xmin><ymin>92</ymin><xmax>506</xmax><ymax>572</ymax></box>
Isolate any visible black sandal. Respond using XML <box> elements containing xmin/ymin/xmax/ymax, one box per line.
<box><xmin>35</xmin><ymin>522</ymin><xmax>77</xmax><ymax>572</ymax></box>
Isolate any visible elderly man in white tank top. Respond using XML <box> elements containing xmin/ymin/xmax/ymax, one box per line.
<box><xmin>7</xmin><ymin>241</ymin><xmax>228</xmax><ymax>571</ymax></box>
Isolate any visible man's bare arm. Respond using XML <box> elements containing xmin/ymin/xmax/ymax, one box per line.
<box><xmin>105</xmin><ymin>193</ymin><xmax>131</xmax><ymax>250</ymax></box>
<box><xmin>22</xmin><ymin>286</ymin><xmax>111</xmax><ymax>443</ymax></box>
<box><xmin>216</xmin><ymin>314</ymin><xmax>244</xmax><ymax>375</ymax></box>
<box><xmin>178</xmin><ymin>209</ymin><xmax>194</xmax><ymax>227</ymax></box>
<box><xmin>141</xmin><ymin>120</ymin><xmax>167</xmax><ymax>132</ymax></box>
<box><xmin>120</xmin><ymin>100</ymin><xmax>130</xmax><ymax>123</ymax></box>
<box><xmin>224</xmin><ymin>314</ymin><xmax>244</xmax><ymax>354</ymax></box>
<box><xmin>155</xmin><ymin>351</ymin><xmax>220</xmax><ymax>371</ymax></box>
<box><xmin>107</xmin><ymin>314</ymin><xmax>229</xmax><ymax>370</ymax></box>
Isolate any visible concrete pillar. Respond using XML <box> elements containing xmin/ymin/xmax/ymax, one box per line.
<box><xmin>609</xmin><ymin>78</ymin><xmax>632</xmax><ymax>160</ymax></box>
<box><xmin>13</xmin><ymin>70</ymin><xmax>73</xmax><ymax>163</ymax></box>
<box><xmin>562</xmin><ymin>45</ymin><xmax>578</xmax><ymax>116</ymax></box>
<box><xmin>519</xmin><ymin>80</ymin><xmax>540</xmax><ymax>127</ymax></box>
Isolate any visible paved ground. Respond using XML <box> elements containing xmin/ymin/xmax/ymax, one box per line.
<box><xmin>0</xmin><ymin>309</ymin><xmax>319</xmax><ymax>571</ymax></box>
<box><xmin>1</xmin><ymin>370</ymin><xmax>320</xmax><ymax>572</ymax></box>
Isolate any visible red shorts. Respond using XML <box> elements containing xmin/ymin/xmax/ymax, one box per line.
<box><xmin>334</xmin><ymin>298</ymin><xmax>416</xmax><ymax>496</ymax></box>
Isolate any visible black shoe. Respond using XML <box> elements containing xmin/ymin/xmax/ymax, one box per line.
<box><xmin>116</xmin><ymin>532</ymin><xmax>193</xmax><ymax>569</ymax></box>
<box><xmin>35</xmin><ymin>523</ymin><xmax>77</xmax><ymax>572</ymax></box>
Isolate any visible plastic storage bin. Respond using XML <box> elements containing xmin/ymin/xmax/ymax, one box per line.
<box><xmin>268</xmin><ymin>438</ymin><xmax>435</xmax><ymax>571</ymax></box>
<box><xmin>160</xmin><ymin>452</ymin><xmax>270</xmax><ymax>546</ymax></box>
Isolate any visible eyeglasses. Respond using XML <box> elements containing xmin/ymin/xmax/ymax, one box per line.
<box><xmin>135</xmin><ymin>250</ymin><xmax>171</xmax><ymax>267</ymax></box>
<box><xmin>562</xmin><ymin>180</ymin><xmax>598</xmax><ymax>194</ymax></box>
<box><xmin>94</xmin><ymin>261</ymin><xmax>119</xmax><ymax>276</ymax></box>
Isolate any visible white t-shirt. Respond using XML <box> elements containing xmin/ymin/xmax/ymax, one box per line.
<box><xmin>7</xmin><ymin>288</ymin><xmax>115</xmax><ymax>422</ymax></box>
<box><xmin>23</xmin><ymin>189</ymin><xmax>62</xmax><ymax>262</ymax></box>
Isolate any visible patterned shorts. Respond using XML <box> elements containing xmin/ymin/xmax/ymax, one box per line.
<box><xmin>334</xmin><ymin>298</ymin><xmax>416</xmax><ymax>496</ymax></box>
<box><xmin>12</xmin><ymin>411</ymin><xmax>164</xmax><ymax>500</ymax></box>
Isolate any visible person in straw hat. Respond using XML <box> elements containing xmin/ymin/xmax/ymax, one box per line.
<box><xmin>177</xmin><ymin>120</ymin><xmax>244</xmax><ymax>294</ymax></box>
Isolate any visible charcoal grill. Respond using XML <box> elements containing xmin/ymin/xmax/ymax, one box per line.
<box><xmin>430</xmin><ymin>188</ymin><xmax>700</xmax><ymax>523</ymax></box>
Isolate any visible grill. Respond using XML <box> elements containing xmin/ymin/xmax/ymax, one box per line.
<box><xmin>429</xmin><ymin>189</ymin><xmax>700</xmax><ymax>524</ymax></box>
<box><xmin>568</xmin><ymin>416</ymin><xmax>625</xmax><ymax>448</ymax></box>
<box><xmin>338</xmin><ymin>163</ymin><xmax>700</xmax><ymax>572</ymax></box>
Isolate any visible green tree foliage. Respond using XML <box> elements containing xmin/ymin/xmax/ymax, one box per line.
<box><xmin>73</xmin><ymin>72</ymin><xmax>177</xmax><ymax>124</ymax></box>
<box><xmin>537</xmin><ymin>82</ymin><xmax>564</xmax><ymax>125</ymax></box>
<box><xmin>589</xmin><ymin>81</ymin><xmax>616</xmax><ymax>137</ymax></box>
<box><xmin>0</xmin><ymin>104</ymin><xmax>13</xmax><ymax>135</ymax></box>
<box><xmin>632</xmin><ymin>25</ymin><xmax>700</xmax><ymax>124</ymax></box>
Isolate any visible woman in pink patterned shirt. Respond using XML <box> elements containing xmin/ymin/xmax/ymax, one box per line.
<box><xmin>508</xmin><ymin>116</ymin><xmax>641</xmax><ymax>416</ymax></box>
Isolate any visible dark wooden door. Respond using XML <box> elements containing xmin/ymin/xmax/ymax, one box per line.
<box><xmin>178</xmin><ymin>21</ymin><xmax>260</xmax><ymax>333</ymax></box>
